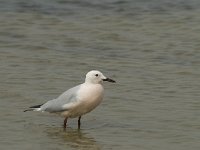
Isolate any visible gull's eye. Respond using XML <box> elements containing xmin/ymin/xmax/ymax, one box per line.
<box><xmin>95</xmin><ymin>74</ymin><xmax>99</xmax><ymax>77</ymax></box>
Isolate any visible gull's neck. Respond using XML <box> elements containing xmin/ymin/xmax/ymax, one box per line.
<box><xmin>84</xmin><ymin>80</ymin><xmax>102</xmax><ymax>85</ymax></box>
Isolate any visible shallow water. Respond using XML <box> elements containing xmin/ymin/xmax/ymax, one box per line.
<box><xmin>1</xmin><ymin>0</ymin><xmax>200</xmax><ymax>149</ymax></box>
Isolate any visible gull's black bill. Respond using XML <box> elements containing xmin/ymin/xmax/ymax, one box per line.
<box><xmin>103</xmin><ymin>78</ymin><xmax>116</xmax><ymax>83</ymax></box>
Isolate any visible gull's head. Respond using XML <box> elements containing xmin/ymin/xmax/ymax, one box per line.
<box><xmin>85</xmin><ymin>70</ymin><xmax>116</xmax><ymax>84</ymax></box>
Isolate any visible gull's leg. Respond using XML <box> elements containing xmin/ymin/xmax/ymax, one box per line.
<box><xmin>63</xmin><ymin>117</ymin><xmax>68</xmax><ymax>128</ymax></box>
<box><xmin>78</xmin><ymin>116</ymin><xmax>81</xmax><ymax>129</ymax></box>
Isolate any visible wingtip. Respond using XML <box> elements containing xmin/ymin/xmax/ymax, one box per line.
<box><xmin>23</xmin><ymin>109</ymin><xmax>33</xmax><ymax>112</ymax></box>
<box><xmin>29</xmin><ymin>104</ymin><xmax>43</xmax><ymax>108</ymax></box>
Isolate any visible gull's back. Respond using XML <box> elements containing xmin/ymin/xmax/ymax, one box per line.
<box><xmin>40</xmin><ymin>84</ymin><xmax>81</xmax><ymax>112</ymax></box>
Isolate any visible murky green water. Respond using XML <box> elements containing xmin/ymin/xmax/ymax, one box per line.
<box><xmin>1</xmin><ymin>0</ymin><xmax>200</xmax><ymax>149</ymax></box>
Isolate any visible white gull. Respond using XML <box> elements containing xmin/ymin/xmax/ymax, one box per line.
<box><xmin>24</xmin><ymin>70</ymin><xmax>115</xmax><ymax>129</ymax></box>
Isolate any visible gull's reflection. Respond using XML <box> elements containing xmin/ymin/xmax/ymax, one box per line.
<box><xmin>45</xmin><ymin>127</ymin><xmax>101</xmax><ymax>150</ymax></box>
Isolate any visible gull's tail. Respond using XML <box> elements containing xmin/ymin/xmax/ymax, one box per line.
<box><xmin>24</xmin><ymin>104</ymin><xmax>43</xmax><ymax>112</ymax></box>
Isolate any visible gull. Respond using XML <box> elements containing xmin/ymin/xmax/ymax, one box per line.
<box><xmin>24</xmin><ymin>70</ymin><xmax>115</xmax><ymax>129</ymax></box>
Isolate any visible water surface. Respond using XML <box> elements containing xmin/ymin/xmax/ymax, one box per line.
<box><xmin>1</xmin><ymin>0</ymin><xmax>200</xmax><ymax>149</ymax></box>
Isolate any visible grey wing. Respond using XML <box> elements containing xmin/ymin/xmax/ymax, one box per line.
<box><xmin>40</xmin><ymin>84</ymin><xmax>81</xmax><ymax>112</ymax></box>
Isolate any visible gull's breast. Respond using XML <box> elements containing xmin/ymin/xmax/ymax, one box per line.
<box><xmin>78</xmin><ymin>84</ymin><xmax>104</xmax><ymax>112</ymax></box>
<box><xmin>65</xmin><ymin>84</ymin><xmax>104</xmax><ymax>118</ymax></box>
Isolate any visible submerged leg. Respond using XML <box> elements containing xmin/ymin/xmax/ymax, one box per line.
<box><xmin>63</xmin><ymin>117</ymin><xmax>68</xmax><ymax>128</ymax></box>
<box><xmin>78</xmin><ymin>116</ymin><xmax>81</xmax><ymax>129</ymax></box>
